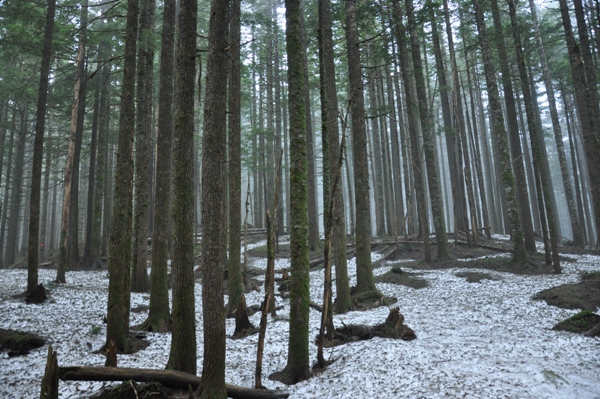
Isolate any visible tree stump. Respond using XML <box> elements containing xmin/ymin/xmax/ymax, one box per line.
<box><xmin>233</xmin><ymin>296</ymin><xmax>255</xmax><ymax>338</ymax></box>
<box><xmin>384</xmin><ymin>307</ymin><xmax>416</xmax><ymax>340</ymax></box>
<box><xmin>40</xmin><ymin>346</ymin><xmax>58</xmax><ymax>399</ymax></box>
<box><xmin>26</xmin><ymin>284</ymin><xmax>48</xmax><ymax>304</ymax></box>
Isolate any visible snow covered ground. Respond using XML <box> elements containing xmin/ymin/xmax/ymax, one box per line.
<box><xmin>1</xmin><ymin>239</ymin><xmax>600</xmax><ymax>398</ymax></box>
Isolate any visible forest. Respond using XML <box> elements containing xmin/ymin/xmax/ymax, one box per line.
<box><xmin>0</xmin><ymin>0</ymin><xmax>599</xmax><ymax>397</ymax></box>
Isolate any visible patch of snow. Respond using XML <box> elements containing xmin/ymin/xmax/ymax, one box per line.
<box><xmin>0</xmin><ymin>249</ymin><xmax>599</xmax><ymax>398</ymax></box>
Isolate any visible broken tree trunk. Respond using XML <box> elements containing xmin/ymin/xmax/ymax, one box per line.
<box><xmin>233</xmin><ymin>295</ymin><xmax>255</xmax><ymax>338</ymax></box>
<box><xmin>40</xmin><ymin>346</ymin><xmax>58</xmax><ymax>399</ymax></box>
<box><xmin>59</xmin><ymin>366</ymin><xmax>289</xmax><ymax>399</ymax></box>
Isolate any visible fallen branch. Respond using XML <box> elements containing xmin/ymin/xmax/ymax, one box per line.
<box><xmin>276</xmin><ymin>292</ymin><xmax>323</xmax><ymax>312</ymax></box>
<box><xmin>59</xmin><ymin>366</ymin><xmax>289</xmax><ymax>399</ymax></box>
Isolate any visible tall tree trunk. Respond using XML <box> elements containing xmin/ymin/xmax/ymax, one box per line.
<box><xmin>105</xmin><ymin>0</ymin><xmax>139</xmax><ymax>353</ymax></box>
<box><xmin>227</xmin><ymin>0</ymin><xmax>246</xmax><ymax>322</ymax></box>
<box><xmin>27</xmin><ymin>0</ymin><xmax>56</xmax><ymax>292</ymax></box>
<box><xmin>198</xmin><ymin>0</ymin><xmax>228</xmax><ymax>394</ymax></box>
<box><xmin>57</xmin><ymin>0</ymin><xmax>87</xmax><ymax>281</ymax></box>
<box><xmin>91</xmin><ymin>43</ymin><xmax>110</xmax><ymax>265</ymax></box>
<box><xmin>366</xmin><ymin>54</ymin><xmax>386</xmax><ymax>237</ymax></box>
<box><xmin>573</xmin><ymin>0</ymin><xmax>600</xmax><ymax>123</ymax></box>
<box><xmin>0</xmin><ymin>112</ymin><xmax>16</xmax><ymax>269</ymax></box>
<box><xmin>562</xmin><ymin>88</ymin><xmax>589</xmax><ymax>246</ymax></box>
<box><xmin>5</xmin><ymin>107</ymin><xmax>28</xmax><ymax>267</ymax></box>
<box><xmin>406</xmin><ymin>0</ymin><xmax>449</xmax><ymax>260</ymax></box>
<box><xmin>489</xmin><ymin>0</ymin><xmax>536</xmax><ymax>253</ymax></box>
<box><xmin>140</xmin><ymin>0</ymin><xmax>175</xmax><ymax>333</ymax></box>
<box><xmin>306</xmin><ymin>17</ymin><xmax>320</xmax><ymax>252</ymax></box>
<box><xmin>68</xmin><ymin>3</ymin><xmax>89</xmax><ymax>270</ymax></box>
<box><xmin>384</xmin><ymin>62</ymin><xmax>405</xmax><ymax>239</ymax></box>
<box><xmin>347</xmin><ymin>0</ymin><xmax>378</xmax><ymax>292</ymax></box>
<box><xmin>274</xmin><ymin>22</ymin><xmax>284</xmax><ymax>237</ymax></box>
<box><xmin>40</xmin><ymin>122</ymin><xmax>53</xmax><ymax>260</ymax></box>
<box><xmin>83</xmin><ymin>58</ymin><xmax>101</xmax><ymax>263</ymax></box>
<box><xmin>131</xmin><ymin>0</ymin><xmax>155</xmax><ymax>293</ymax></box>
<box><xmin>464</xmin><ymin>48</ymin><xmax>494</xmax><ymax>236</ymax></box>
<box><xmin>277</xmin><ymin>0</ymin><xmax>312</xmax><ymax>384</ymax></box>
<box><xmin>558</xmin><ymin>0</ymin><xmax>600</xmax><ymax>246</ymax></box>
<box><xmin>440</xmin><ymin>0</ymin><xmax>479</xmax><ymax>244</ymax></box>
<box><xmin>376</xmin><ymin>76</ymin><xmax>396</xmax><ymax>239</ymax></box>
<box><xmin>507</xmin><ymin>0</ymin><xmax>560</xmax><ymax>272</ymax></box>
<box><xmin>318</xmin><ymin>0</ymin><xmax>351</xmax><ymax>313</ymax></box>
<box><xmin>392</xmin><ymin>0</ymin><xmax>431</xmax><ymax>261</ymax></box>
<box><xmin>472</xmin><ymin>0</ymin><xmax>527</xmax><ymax>264</ymax></box>
<box><xmin>428</xmin><ymin>3</ymin><xmax>465</xmax><ymax>240</ymax></box>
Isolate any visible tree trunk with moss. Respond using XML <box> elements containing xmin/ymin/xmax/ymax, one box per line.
<box><xmin>472</xmin><ymin>0</ymin><xmax>527</xmax><ymax>264</ymax></box>
<box><xmin>319</xmin><ymin>0</ymin><xmax>351</xmax><ymax>314</ymax></box>
<box><xmin>199</xmin><ymin>0</ymin><xmax>229</xmax><ymax>395</ymax></box>
<box><xmin>276</xmin><ymin>0</ymin><xmax>312</xmax><ymax>385</ymax></box>
<box><xmin>106</xmin><ymin>0</ymin><xmax>139</xmax><ymax>353</ymax></box>
<box><xmin>346</xmin><ymin>0</ymin><xmax>377</xmax><ymax>292</ymax></box>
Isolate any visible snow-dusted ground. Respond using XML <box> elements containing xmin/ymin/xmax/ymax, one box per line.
<box><xmin>1</xmin><ymin>239</ymin><xmax>600</xmax><ymax>399</ymax></box>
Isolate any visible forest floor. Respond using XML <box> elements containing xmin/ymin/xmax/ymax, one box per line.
<box><xmin>1</xmin><ymin>235</ymin><xmax>599</xmax><ymax>398</ymax></box>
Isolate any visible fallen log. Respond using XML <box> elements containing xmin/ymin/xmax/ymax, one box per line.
<box><xmin>584</xmin><ymin>322</ymin><xmax>600</xmax><ymax>337</ymax></box>
<box><xmin>59</xmin><ymin>366</ymin><xmax>289</xmax><ymax>399</ymax></box>
<box><xmin>309</xmin><ymin>248</ymin><xmax>355</xmax><ymax>269</ymax></box>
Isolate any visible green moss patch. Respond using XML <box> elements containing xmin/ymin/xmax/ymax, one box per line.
<box><xmin>0</xmin><ymin>329</ymin><xmax>45</xmax><ymax>357</ymax></box>
<box><xmin>552</xmin><ymin>311</ymin><xmax>600</xmax><ymax>335</ymax></box>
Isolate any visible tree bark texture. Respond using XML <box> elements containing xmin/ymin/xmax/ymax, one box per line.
<box><xmin>228</xmin><ymin>0</ymin><xmax>246</xmax><ymax>321</ymax></box>
<box><xmin>346</xmin><ymin>0</ymin><xmax>377</xmax><ymax>292</ymax></box>
<box><xmin>199</xmin><ymin>0</ymin><xmax>229</xmax><ymax>395</ymax></box>
<box><xmin>167</xmin><ymin>0</ymin><xmax>198</xmax><ymax>377</ymax></box>
<box><xmin>279</xmin><ymin>0</ymin><xmax>312</xmax><ymax>385</ymax></box>
<box><xmin>319</xmin><ymin>0</ymin><xmax>351</xmax><ymax>314</ymax></box>
<box><xmin>142</xmin><ymin>0</ymin><xmax>175</xmax><ymax>333</ymax></box>
<box><xmin>131</xmin><ymin>0</ymin><xmax>155</xmax><ymax>293</ymax></box>
<box><xmin>106</xmin><ymin>0</ymin><xmax>139</xmax><ymax>353</ymax></box>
